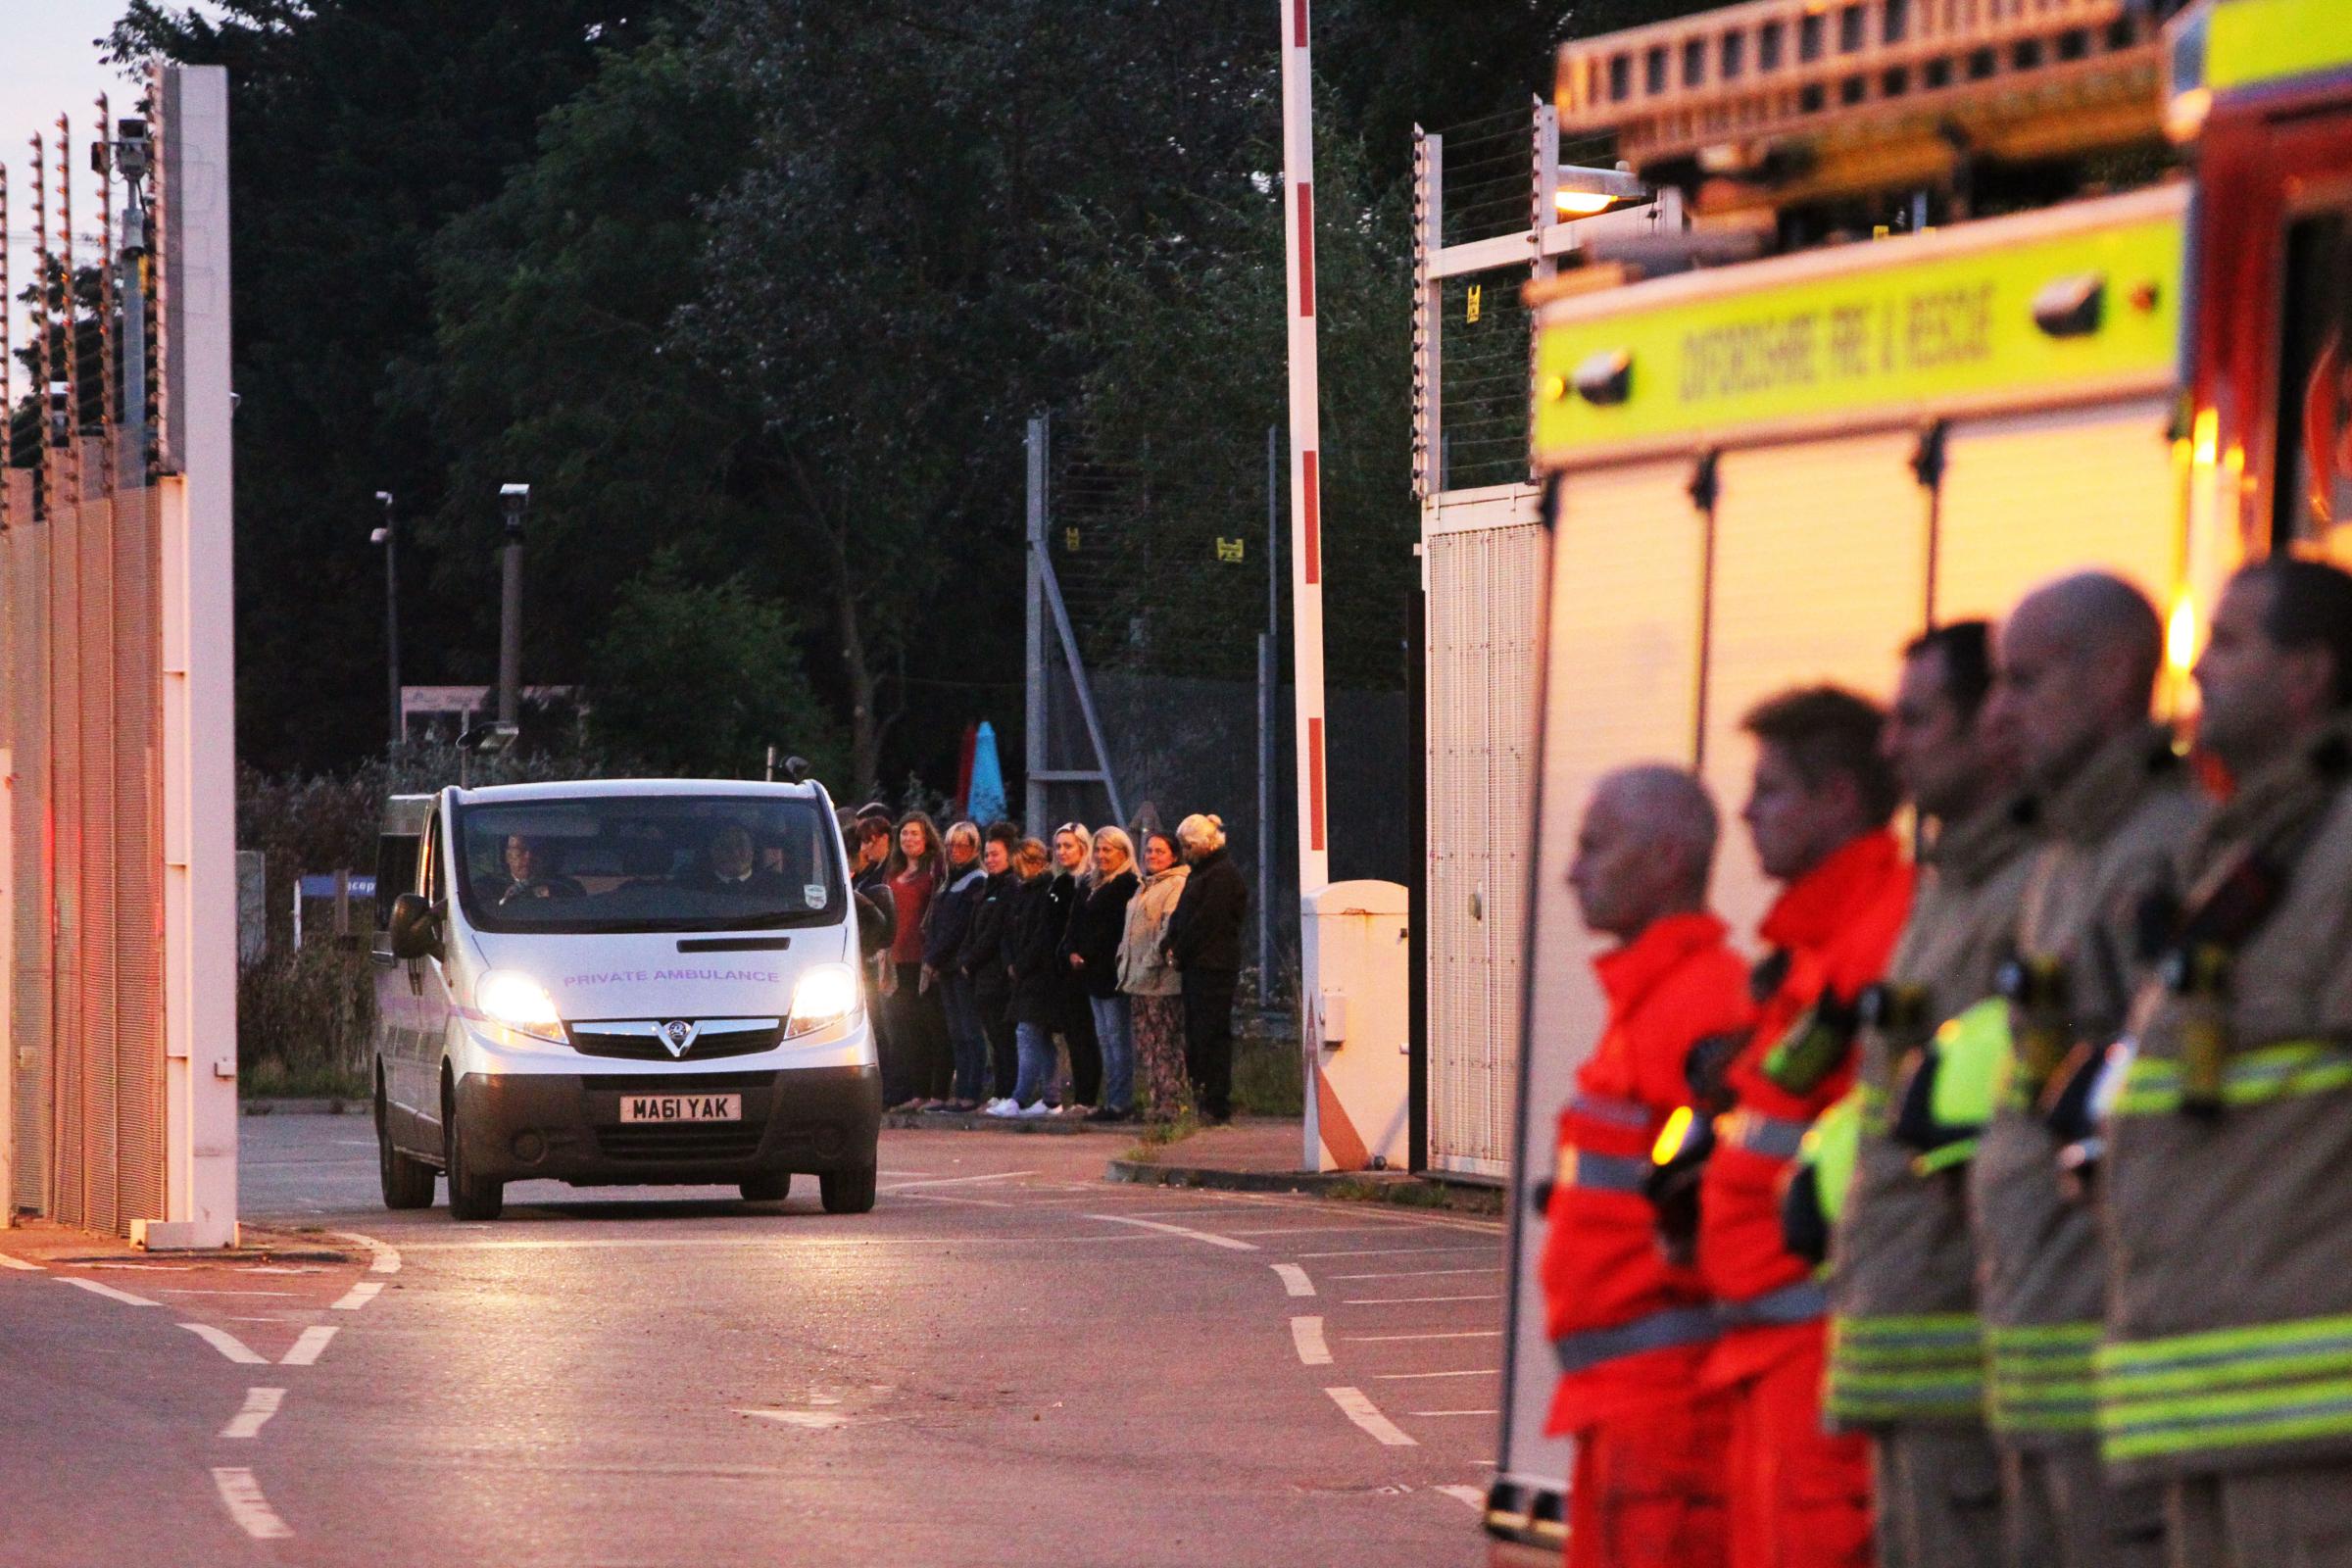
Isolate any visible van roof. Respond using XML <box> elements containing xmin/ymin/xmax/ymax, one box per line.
<box><xmin>448</xmin><ymin>778</ymin><xmax>831</xmax><ymax>806</ymax></box>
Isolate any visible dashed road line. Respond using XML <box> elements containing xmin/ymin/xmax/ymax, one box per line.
<box><xmin>738</xmin><ymin>1407</ymin><xmax>851</xmax><ymax>1429</ymax></box>
<box><xmin>1328</xmin><ymin>1266</ymin><xmax>1499</xmax><ymax>1280</ymax></box>
<box><xmin>330</xmin><ymin>1280</ymin><xmax>384</xmax><ymax>1310</ymax></box>
<box><xmin>1291</xmin><ymin>1316</ymin><xmax>1333</xmax><ymax>1366</ymax></box>
<box><xmin>280</xmin><ymin>1326</ymin><xmax>339</xmax><ymax>1366</ymax></box>
<box><xmin>0</xmin><ymin>1253</ymin><xmax>44</xmax><ymax>1271</ymax></box>
<box><xmin>181</xmin><ymin>1324</ymin><xmax>270</xmax><ymax>1365</ymax></box>
<box><xmin>1270</xmin><ymin>1263</ymin><xmax>1316</xmax><ymax>1297</ymax></box>
<box><xmin>1342</xmin><ymin>1293</ymin><xmax>1501</xmax><ymax>1305</ymax></box>
<box><xmin>211</xmin><ymin>1466</ymin><xmax>294</xmax><ymax>1540</ymax></box>
<box><xmin>220</xmin><ymin>1388</ymin><xmax>286</xmax><ymax>1440</ymax></box>
<box><xmin>879</xmin><ymin>1169</ymin><xmax>1039</xmax><ymax>1192</ymax></box>
<box><xmin>1407</xmin><ymin>1408</ymin><xmax>1499</xmax><ymax>1418</ymax></box>
<box><xmin>1224</xmin><ymin>1224</ymin><xmax>1423</xmax><ymax>1237</ymax></box>
<box><xmin>1342</xmin><ymin>1330</ymin><xmax>1501</xmax><ymax>1343</ymax></box>
<box><xmin>1438</xmin><ymin>1485</ymin><xmax>1487</xmax><ymax>1510</ymax></box>
<box><xmin>58</xmin><ymin>1276</ymin><xmax>160</xmax><ymax>1306</ymax></box>
<box><xmin>337</xmin><ymin>1231</ymin><xmax>402</xmax><ymax>1274</ymax></box>
<box><xmin>1376</xmin><ymin>1367</ymin><xmax>1498</xmax><ymax>1380</ymax></box>
<box><xmin>1079</xmin><ymin>1214</ymin><xmax>1258</xmax><ymax>1251</ymax></box>
<box><xmin>1297</xmin><ymin>1245</ymin><xmax>1497</xmax><ymax>1259</ymax></box>
<box><xmin>1325</xmin><ymin>1386</ymin><xmax>1418</xmax><ymax>1446</ymax></box>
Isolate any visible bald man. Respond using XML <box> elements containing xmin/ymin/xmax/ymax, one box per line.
<box><xmin>1541</xmin><ymin>765</ymin><xmax>1753</xmax><ymax>1568</ymax></box>
<box><xmin>1971</xmin><ymin>572</ymin><xmax>2201</xmax><ymax>1568</ymax></box>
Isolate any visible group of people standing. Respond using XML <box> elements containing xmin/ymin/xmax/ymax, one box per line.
<box><xmin>1539</xmin><ymin>556</ymin><xmax>2352</xmax><ymax>1568</ymax></box>
<box><xmin>836</xmin><ymin>804</ymin><xmax>1250</xmax><ymax>1124</ymax></box>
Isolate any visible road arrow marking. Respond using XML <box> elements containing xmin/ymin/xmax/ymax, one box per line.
<box><xmin>211</xmin><ymin>1467</ymin><xmax>293</xmax><ymax>1539</ymax></box>
<box><xmin>58</xmin><ymin>1276</ymin><xmax>159</xmax><ymax>1306</ymax></box>
<box><xmin>220</xmin><ymin>1388</ymin><xmax>286</xmax><ymax>1440</ymax></box>
<box><xmin>181</xmin><ymin>1324</ymin><xmax>270</xmax><ymax>1365</ymax></box>
<box><xmin>1291</xmin><ymin>1316</ymin><xmax>1333</xmax><ymax>1366</ymax></box>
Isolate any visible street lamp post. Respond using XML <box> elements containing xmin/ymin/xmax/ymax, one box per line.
<box><xmin>370</xmin><ymin>490</ymin><xmax>400</xmax><ymax>749</ymax></box>
<box><xmin>497</xmin><ymin>483</ymin><xmax>529</xmax><ymax>727</ymax></box>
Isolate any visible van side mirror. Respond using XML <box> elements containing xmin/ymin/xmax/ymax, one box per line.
<box><xmin>388</xmin><ymin>892</ymin><xmax>442</xmax><ymax>961</ymax></box>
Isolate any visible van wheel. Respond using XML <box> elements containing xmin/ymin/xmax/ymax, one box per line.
<box><xmin>739</xmin><ymin>1172</ymin><xmax>792</xmax><ymax>1203</ymax></box>
<box><xmin>444</xmin><ymin>1083</ymin><xmax>504</xmax><ymax>1222</ymax></box>
<box><xmin>819</xmin><ymin>1165</ymin><xmax>876</xmax><ymax>1215</ymax></box>
<box><xmin>376</xmin><ymin>1081</ymin><xmax>435</xmax><ymax>1211</ymax></box>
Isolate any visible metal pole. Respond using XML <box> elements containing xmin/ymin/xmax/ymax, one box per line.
<box><xmin>378</xmin><ymin>492</ymin><xmax>401</xmax><ymax>749</ymax></box>
<box><xmin>1023</xmin><ymin>416</ymin><xmax>1048</xmax><ymax>836</ymax></box>
<box><xmin>1258</xmin><ymin>425</ymin><xmax>1277</xmax><ymax>986</ymax></box>
<box><xmin>1279</xmin><ymin>6</ymin><xmax>1331</xmax><ymax>902</ymax></box>
<box><xmin>497</xmin><ymin>492</ymin><xmax>526</xmax><ymax>726</ymax></box>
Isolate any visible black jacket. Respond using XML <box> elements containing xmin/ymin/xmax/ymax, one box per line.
<box><xmin>1166</xmin><ymin>847</ymin><xmax>1248</xmax><ymax>976</ymax></box>
<box><xmin>1060</xmin><ymin>869</ymin><xmax>1139</xmax><ymax>1001</ymax></box>
<box><xmin>1005</xmin><ymin>874</ymin><xmax>1063</xmax><ymax>1026</ymax></box>
<box><xmin>924</xmin><ymin>863</ymin><xmax>987</xmax><ymax>970</ymax></box>
<box><xmin>956</xmin><ymin>868</ymin><xmax>1017</xmax><ymax>1001</ymax></box>
<box><xmin>852</xmin><ymin>862</ymin><xmax>895</xmax><ymax>955</ymax></box>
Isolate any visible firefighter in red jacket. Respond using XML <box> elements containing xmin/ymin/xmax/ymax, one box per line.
<box><xmin>1693</xmin><ymin>688</ymin><xmax>1915</xmax><ymax>1568</ymax></box>
<box><xmin>1541</xmin><ymin>764</ymin><xmax>1755</xmax><ymax>1567</ymax></box>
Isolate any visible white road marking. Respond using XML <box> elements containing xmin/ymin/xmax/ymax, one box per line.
<box><xmin>1342</xmin><ymin>1330</ymin><xmax>1502</xmax><ymax>1343</ymax></box>
<box><xmin>336</xmin><ymin>1231</ymin><xmax>403</xmax><ymax>1274</ymax></box>
<box><xmin>329</xmin><ymin>1280</ymin><xmax>384</xmax><ymax>1311</ymax></box>
<box><xmin>211</xmin><ymin>1467</ymin><xmax>294</xmax><ymax>1540</ymax></box>
<box><xmin>58</xmin><ymin>1277</ymin><xmax>160</xmax><ymax>1306</ymax></box>
<box><xmin>1408</xmin><ymin>1408</ymin><xmax>1499</xmax><ymax>1417</ymax></box>
<box><xmin>0</xmin><ymin>1253</ymin><xmax>44</xmax><ymax>1272</ymax></box>
<box><xmin>891</xmin><ymin>1192</ymin><xmax>1016</xmax><ymax>1209</ymax></box>
<box><xmin>390</xmin><ymin>1233</ymin><xmax>1166</xmax><ymax>1253</ymax></box>
<box><xmin>737</xmin><ymin>1407</ymin><xmax>850</xmax><ymax>1429</ymax></box>
<box><xmin>280</xmin><ymin>1326</ymin><xmax>339</xmax><ymax>1366</ymax></box>
<box><xmin>181</xmin><ymin>1324</ymin><xmax>270</xmax><ymax>1365</ymax></box>
<box><xmin>1375</xmin><ymin>1367</ymin><xmax>1499</xmax><ymax>1380</ymax></box>
<box><xmin>220</xmin><ymin>1388</ymin><xmax>286</xmax><ymax>1440</ymax></box>
<box><xmin>1438</xmin><ymin>1485</ymin><xmax>1487</xmax><ymax>1511</ymax></box>
<box><xmin>1224</xmin><ymin>1224</ymin><xmax>1421</xmax><ymax>1236</ymax></box>
<box><xmin>1291</xmin><ymin>1316</ymin><xmax>1333</xmax><ymax>1366</ymax></box>
<box><xmin>1342</xmin><ymin>1293</ymin><xmax>1502</xmax><ymax>1305</ymax></box>
<box><xmin>1297</xmin><ymin>1245</ymin><xmax>1499</xmax><ymax>1259</ymax></box>
<box><xmin>1325</xmin><ymin>1387</ymin><xmax>1418</xmax><ymax>1446</ymax></box>
<box><xmin>161</xmin><ymin>1289</ymin><xmax>296</xmax><ymax>1297</ymax></box>
<box><xmin>1079</xmin><ymin>1214</ymin><xmax>1258</xmax><ymax>1251</ymax></box>
<box><xmin>879</xmin><ymin>1169</ymin><xmax>1038</xmax><ymax>1192</ymax></box>
<box><xmin>1328</xmin><ymin>1266</ymin><xmax>1501</xmax><ymax>1280</ymax></box>
<box><xmin>1270</xmin><ymin>1263</ymin><xmax>1316</xmax><ymax>1297</ymax></box>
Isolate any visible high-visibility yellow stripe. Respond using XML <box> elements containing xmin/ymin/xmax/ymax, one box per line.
<box><xmin>2206</xmin><ymin>0</ymin><xmax>2352</xmax><ymax>98</ymax></box>
<box><xmin>2112</xmin><ymin>1042</ymin><xmax>2352</xmax><ymax>1116</ymax></box>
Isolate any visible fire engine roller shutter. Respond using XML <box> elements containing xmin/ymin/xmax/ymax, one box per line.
<box><xmin>1933</xmin><ymin>400</ymin><xmax>2178</xmax><ymax>623</ymax></box>
<box><xmin>1701</xmin><ymin>432</ymin><xmax>1930</xmax><ymax>944</ymax></box>
<box><xmin>1494</xmin><ymin>457</ymin><xmax>1704</xmax><ymax>1506</ymax></box>
<box><xmin>1425</xmin><ymin>519</ymin><xmax>1544</xmax><ymax>1180</ymax></box>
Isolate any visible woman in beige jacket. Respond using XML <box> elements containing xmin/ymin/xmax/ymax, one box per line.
<box><xmin>1117</xmin><ymin>832</ymin><xmax>1192</xmax><ymax>1121</ymax></box>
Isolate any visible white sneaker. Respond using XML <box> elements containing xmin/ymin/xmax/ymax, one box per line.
<box><xmin>1060</xmin><ymin>1103</ymin><xmax>1094</xmax><ymax>1117</ymax></box>
<box><xmin>1015</xmin><ymin>1101</ymin><xmax>1053</xmax><ymax>1117</ymax></box>
<box><xmin>983</xmin><ymin>1099</ymin><xmax>1017</xmax><ymax>1117</ymax></box>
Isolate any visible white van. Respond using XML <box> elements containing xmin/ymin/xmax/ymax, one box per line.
<box><xmin>369</xmin><ymin>779</ymin><xmax>881</xmax><ymax>1221</ymax></box>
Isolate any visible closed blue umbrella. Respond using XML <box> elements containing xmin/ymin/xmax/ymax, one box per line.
<box><xmin>966</xmin><ymin>719</ymin><xmax>1007</xmax><ymax>825</ymax></box>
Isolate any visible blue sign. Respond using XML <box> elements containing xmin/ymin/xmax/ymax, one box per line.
<box><xmin>297</xmin><ymin>874</ymin><xmax>377</xmax><ymax>900</ymax></box>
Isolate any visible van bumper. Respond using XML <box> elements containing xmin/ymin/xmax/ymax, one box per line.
<box><xmin>452</xmin><ymin>1064</ymin><xmax>882</xmax><ymax>1185</ymax></box>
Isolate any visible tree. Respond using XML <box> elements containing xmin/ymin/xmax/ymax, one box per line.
<box><xmin>586</xmin><ymin>553</ymin><xmax>841</xmax><ymax>783</ymax></box>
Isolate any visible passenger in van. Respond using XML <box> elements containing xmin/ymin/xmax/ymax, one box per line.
<box><xmin>490</xmin><ymin>834</ymin><xmax>584</xmax><ymax>904</ymax></box>
<box><xmin>679</xmin><ymin>823</ymin><xmax>790</xmax><ymax>899</ymax></box>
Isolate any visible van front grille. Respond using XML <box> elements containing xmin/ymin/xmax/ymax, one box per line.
<box><xmin>568</xmin><ymin>1021</ymin><xmax>784</xmax><ymax>1061</ymax></box>
<box><xmin>595</xmin><ymin>1123</ymin><xmax>766</xmax><ymax>1163</ymax></box>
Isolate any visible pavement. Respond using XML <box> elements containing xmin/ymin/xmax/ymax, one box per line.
<box><xmin>1</xmin><ymin>1113</ymin><xmax>1506</xmax><ymax>1566</ymax></box>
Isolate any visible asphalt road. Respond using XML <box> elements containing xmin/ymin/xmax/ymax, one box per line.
<box><xmin>0</xmin><ymin>1116</ymin><xmax>1508</xmax><ymax>1566</ymax></box>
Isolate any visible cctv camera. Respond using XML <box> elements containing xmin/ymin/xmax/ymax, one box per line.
<box><xmin>374</xmin><ymin>490</ymin><xmax>393</xmax><ymax>506</ymax></box>
<box><xmin>369</xmin><ymin>527</ymin><xmax>388</xmax><ymax>544</ymax></box>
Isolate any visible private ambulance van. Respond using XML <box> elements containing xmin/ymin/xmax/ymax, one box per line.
<box><xmin>369</xmin><ymin>779</ymin><xmax>881</xmax><ymax>1221</ymax></box>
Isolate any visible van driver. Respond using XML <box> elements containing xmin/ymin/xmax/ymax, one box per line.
<box><xmin>494</xmin><ymin>834</ymin><xmax>584</xmax><ymax>904</ymax></box>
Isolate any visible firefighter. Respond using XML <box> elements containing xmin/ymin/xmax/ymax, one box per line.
<box><xmin>1541</xmin><ymin>764</ymin><xmax>1753</xmax><ymax>1568</ymax></box>
<box><xmin>1968</xmin><ymin>571</ymin><xmax>2198</xmax><ymax>1568</ymax></box>
<box><xmin>1824</xmin><ymin>621</ymin><xmax>2034</xmax><ymax>1568</ymax></box>
<box><xmin>1697</xmin><ymin>687</ymin><xmax>1914</xmax><ymax>1568</ymax></box>
<box><xmin>2101</xmin><ymin>558</ymin><xmax>2352</xmax><ymax>1567</ymax></box>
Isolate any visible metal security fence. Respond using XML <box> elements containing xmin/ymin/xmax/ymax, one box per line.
<box><xmin>2</xmin><ymin>69</ymin><xmax>237</xmax><ymax>1241</ymax></box>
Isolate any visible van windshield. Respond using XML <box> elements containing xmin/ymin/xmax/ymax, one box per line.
<box><xmin>453</xmin><ymin>795</ymin><xmax>843</xmax><ymax>934</ymax></box>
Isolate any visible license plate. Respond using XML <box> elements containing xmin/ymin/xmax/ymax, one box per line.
<box><xmin>619</xmin><ymin>1093</ymin><xmax>742</xmax><ymax>1123</ymax></box>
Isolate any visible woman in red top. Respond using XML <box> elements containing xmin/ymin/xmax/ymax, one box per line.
<box><xmin>881</xmin><ymin>813</ymin><xmax>949</xmax><ymax>1111</ymax></box>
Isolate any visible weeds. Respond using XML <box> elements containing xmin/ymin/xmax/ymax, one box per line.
<box><xmin>237</xmin><ymin>944</ymin><xmax>375</xmax><ymax>1101</ymax></box>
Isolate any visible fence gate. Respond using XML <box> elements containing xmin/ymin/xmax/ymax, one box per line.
<box><xmin>1</xmin><ymin>65</ymin><xmax>239</xmax><ymax>1243</ymax></box>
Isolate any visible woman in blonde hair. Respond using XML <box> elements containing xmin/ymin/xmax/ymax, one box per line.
<box><xmin>1163</xmin><ymin>813</ymin><xmax>1249</xmax><ymax>1124</ymax></box>
<box><xmin>1065</xmin><ymin>826</ymin><xmax>1142</xmax><ymax>1120</ymax></box>
<box><xmin>1119</xmin><ymin>831</ymin><xmax>1192</xmax><ymax>1121</ymax></box>
<box><xmin>993</xmin><ymin>837</ymin><xmax>1062</xmax><ymax>1116</ymax></box>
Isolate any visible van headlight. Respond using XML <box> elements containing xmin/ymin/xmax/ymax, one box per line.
<box><xmin>785</xmin><ymin>963</ymin><xmax>860</xmax><ymax>1040</ymax></box>
<box><xmin>475</xmin><ymin>969</ymin><xmax>566</xmax><ymax>1044</ymax></box>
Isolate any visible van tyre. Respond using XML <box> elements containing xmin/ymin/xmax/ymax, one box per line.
<box><xmin>819</xmin><ymin>1164</ymin><xmax>876</xmax><ymax>1214</ymax></box>
<box><xmin>740</xmin><ymin>1172</ymin><xmax>792</xmax><ymax>1203</ymax></box>
<box><xmin>376</xmin><ymin>1084</ymin><xmax>435</xmax><ymax>1211</ymax></box>
<box><xmin>443</xmin><ymin>1084</ymin><xmax>505</xmax><ymax>1221</ymax></box>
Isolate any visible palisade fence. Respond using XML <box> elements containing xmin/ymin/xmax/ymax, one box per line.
<box><xmin>1</xmin><ymin>66</ymin><xmax>239</xmax><ymax>1241</ymax></box>
<box><xmin>1023</xmin><ymin>414</ymin><xmax>1412</xmax><ymax>990</ymax></box>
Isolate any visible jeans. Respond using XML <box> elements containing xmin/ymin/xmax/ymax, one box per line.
<box><xmin>1013</xmin><ymin>1021</ymin><xmax>1056</xmax><ymax>1107</ymax></box>
<box><xmin>939</xmin><ymin>972</ymin><xmax>988</xmax><ymax>1102</ymax></box>
<box><xmin>1090</xmin><ymin>994</ymin><xmax>1135</xmax><ymax>1113</ymax></box>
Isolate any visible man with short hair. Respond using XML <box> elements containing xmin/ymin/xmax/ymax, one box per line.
<box><xmin>1970</xmin><ymin>570</ymin><xmax>2199</xmax><ymax>1567</ymax></box>
<box><xmin>2102</xmin><ymin>558</ymin><xmax>2352</xmax><ymax>1567</ymax></box>
<box><xmin>1542</xmin><ymin>765</ymin><xmax>1752</xmax><ymax>1568</ymax></box>
<box><xmin>1699</xmin><ymin>687</ymin><xmax>1914</xmax><ymax>1567</ymax></box>
<box><xmin>1826</xmin><ymin>621</ymin><xmax>2034</xmax><ymax>1568</ymax></box>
